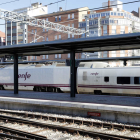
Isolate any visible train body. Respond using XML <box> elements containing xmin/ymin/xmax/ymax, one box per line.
<box><xmin>0</xmin><ymin>62</ymin><xmax>140</xmax><ymax>95</ymax></box>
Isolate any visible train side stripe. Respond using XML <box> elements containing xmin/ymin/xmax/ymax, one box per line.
<box><xmin>2</xmin><ymin>83</ymin><xmax>140</xmax><ymax>89</ymax></box>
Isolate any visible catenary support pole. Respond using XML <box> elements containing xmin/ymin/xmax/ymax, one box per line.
<box><xmin>14</xmin><ymin>54</ymin><xmax>18</xmax><ymax>94</ymax></box>
<box><xmin>70</xmin><ymin>50</ymin><xmax>76</xmax><ymax>97</ymax></box>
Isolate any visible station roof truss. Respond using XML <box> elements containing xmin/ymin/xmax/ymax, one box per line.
<box><xmin>1</xmin><ymin>33</ymin><xmax>140</xmax><ymax>56</ymax></box>
<box><xmin>0</xmin><ymin>9</ymin><xmax>85</xmax><ymax>35</ymax></box>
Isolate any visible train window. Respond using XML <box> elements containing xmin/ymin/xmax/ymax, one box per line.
<box><xmin>83</xmin><ymin>71</ymin><xmax>87</xmax><ymax>80</ymax></box>
<box><xmin>79</xmin><ymin>64</ymin><xmax>85</xmax><ymax>67</ymax></box>
<box><xmin>134</xmin><ymin>77</ymin><xmax>140</xmax><ymax>84</ymax></box>
<box><xmin>117</xmin><ymin>77</ymin><xmax>130</xmax><ymax>84</ymax></box>
<box><xmin>104</xmin><ymin>77</ymin><xmax>109</xmax><ymax>82</ymax></box>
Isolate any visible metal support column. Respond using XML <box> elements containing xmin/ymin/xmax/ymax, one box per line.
<box><xmin>14</xmin><ymin>54</ymin><xmax>18</xmax><ymax>94</ymax></box>
<box><xmin>5</xmin><ymin>20</ymin><xmax>7</xmax><ymax>46</ymax></box>
<box><xmin>70</xmin><ymin>50</ymin><xmax>76</xmax><ymax>97</ymax></box>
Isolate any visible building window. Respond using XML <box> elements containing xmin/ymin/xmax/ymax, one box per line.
<box><xmin>55</xmin><ymin>16</ymin><xmax>57</xmax><ymax>21</ymax></box>
<box><xmin>43</xmin><ymin>28</ymin><xmax>45</xmax><ymax>32</ymax></box>
<box><xmin>59</xmin><ymin>16</ymin><xmax>61</xmax><ymax>21</ymax></box>
<box><xmin>81</xmin><ymin>33</ymin><xmax>85</xmax><ymax>38</ymax></box>
<box><xmin>35</xmin><ymin>56</ymin><xmax>37</xmax><ymax>60</ymax></box>
<box><xmin>59</xmin><ymin>35</ymin><xmax>61</xmax><ymax>40</ymax></box>
<box><xmin>72</xmin><ymin>23</ymin><xmax>74</xmax><ymax>28</ymax></box>
<box><xmin>12</xmin><ymin>41</ymin><xmax>16</xmax><ymax>44</ymax></box>
<box><xmin>46</xmin><ymin>37</ymin><xmax>48</xmax><ymax>41</ymax></box>
<box><xmin>31</xmin><ymin>56</ymin><xmax>34</xmax><ymax>59</ymax></box>
<box><xmin>68</xmin><ymin>24</ymin><xmax>70</xmax><ymax>27</ymax></box>
<box><xmin>120</xmin><ymin>31</ymin><xmax>125</xmax><ymax>34</ymax></box>
<box><xmin>103</xmin><ymin>30</ymin><xmax>107</xmax><ymax>35</ymax></box>
<box><xmin>35</xmin><ymin>29</ymin><xmax>37</xmax><ymax>33</ymax></box>
<box><xmin>59</xmin><ymin>54</ymin><xmax>61</xmax><ymax>58</ymax></box>
<box><xmin>112</xmin><ymin>29</ymin><xmax>116</xmax><ymax>35</ymax></box>
<box><xmin>32</xmin><ymin>29</ymin><xmax>34</xmax><ymax>33</ymax></box>
<box><xmin>42</xmin><ymin>55</ymin><xmax>45</xmax><ymax>59</ymax></box>
<box><xmin>35</xmin><ymin>39</ymin><xmax>37</xmax><ymax>43</ymax></box>
<box><xmin>46</xmin><ymin>29</ymin><xmax>48</xmax><ymax>32</ymax></box>
<box><xmin>68</xmin><ymin>14</ymin><xmax>70</xmax><ymax>19</ymax></box>
<box><xmin>55</xmin><ymin>35</ymin><xmax>57</xmax><ymax>40</ymax></box>
<box><xmin>104</xmin><ymin>77</ymin><xmax>109</xmax><ymax>82</ymax></box>
<box><xmin>72</xmin><ymin>13</ymin><xmax>74</xmax><ymax>19</ymax></box>
<box><xmin>43</xmin><ymin>37</ymin><xmax>45</xmax><ymax>41</ymax></box>
<box><xmin>55</xmin><ymin>54</ymin><xmax>57</xmax><ymax>58</ymax></box>
<box><xmin>46</xmin><ymin>18</ymin><xmax>48</xmax><ymax>21</ymax></box>
<box><xmin>68</xmin><ymin>34</ymin><xmax>70</xmax><ymax>38</ymax></box>
<box><xmin>68</xmin><ymin>53</ymin><xmax>70</xmax><ymax>58</ymax></box>
<box><xmin>117</xmin><ymin>77</ymin><xmax>130</xmax><ymax>84</ymax></box>
<box><xmin>46</xmin><ymin>55</ymin><xmax>48</xmax><ymax>59</ymax></box>
<box><xmin>72</xmin><ymin>34</ymin><xmax>74</xmax><ymax>38</ymax></box>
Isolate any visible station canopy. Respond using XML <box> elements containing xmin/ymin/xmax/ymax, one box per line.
<box><xmin>1</xmin><ymin>33</ymin><xmax>140</xmax><ymax>56</ymax></box>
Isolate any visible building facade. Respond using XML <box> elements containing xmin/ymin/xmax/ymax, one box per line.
<box><xmin>6</xmin><ymin>2</ymin><xmax>48</xmax><ymax>46</ymax></box>
<box><xmin>79</xmin><ymin>0</ymin><xmax>140</xmax><ymax>66</ymax></box>
<box><xmin>5</xmin><ymin>3</ymin><xmax>88</xmax><ymax>61</ymax></box>
<box><xmin>28</xmin><ymin>7</ymin><xmax>88</xmax><ymax>61</ymax></box>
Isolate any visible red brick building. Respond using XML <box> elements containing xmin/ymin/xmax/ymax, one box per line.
<box><xmin>27</xmin><ymin>7</ymin><xmax>88</xmax><ymax>61</ymax></box>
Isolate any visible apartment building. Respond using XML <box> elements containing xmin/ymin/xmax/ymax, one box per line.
<box><xmin>79</xmin><ymin>0</ymin><xmax>140</xmax><ymax>66</ymax></box>
<box><xmin>27</xmin><ymin>7</ymin><xmax>88</xmax><ymax>61</ymax></box>
<box><xmin>6</xmin><ymin>2</ymin><xmax>48</xmax><ymax>46</ymax></box>
<box><xmin>5</xmin><ymin>3</ymin><xmax>88</xmax><ymax>61</ymax></box>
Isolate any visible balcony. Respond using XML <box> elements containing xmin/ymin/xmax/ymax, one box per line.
<box><xmin>18</xmin><ymin>36</ymin><xmax>23</xmax><ymax>40</ymax></box>
<box><xmin>18</xmin><ymin>29</ymin><xmax>23</xmax><ymax>33</ymax></box>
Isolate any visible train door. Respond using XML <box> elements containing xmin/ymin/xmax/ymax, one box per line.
<box><xmin>93</xmin><ymin>71</ymin><xmax>102</xmax><ymax>94</ymax></box>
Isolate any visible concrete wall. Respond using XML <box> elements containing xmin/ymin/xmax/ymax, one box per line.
<box><xmin>0</xmin><ymin>99</ymin><xmax>140</xmax><ymax>124</ymax></box>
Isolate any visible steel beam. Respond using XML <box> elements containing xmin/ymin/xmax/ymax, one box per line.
<box><xmin>70</xmin><ymin>50</ymin><xmax>76</xmax><ymax>97</ymax></box>
<box><xmin>0</xmin><ymin>9</ymin><xmax>85</xmax><ymax>36</ymax></box>
<box><xmin>14</xmin><ymin>54</ymin><xmax>18</xmax><ymax>94</ymax></box>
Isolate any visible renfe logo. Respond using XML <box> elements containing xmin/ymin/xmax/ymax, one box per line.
<box><xmin>18</xmin><ymin>72</ymin><xmax>31</xmax><ymax>81</ymax></box>
<box><xmin>90</xmin><ymin>72</ymin><xmax>99</xmax><ymax>76</ymax></box>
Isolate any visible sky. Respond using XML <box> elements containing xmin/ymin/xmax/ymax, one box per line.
<box><xmin>0</xmin><ymin>0</ymin><xmax>140</xmax><ymax>32</ymax></box>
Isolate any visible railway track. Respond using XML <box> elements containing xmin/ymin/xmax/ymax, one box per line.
<box><xmin>0</xmin><ymin>125</ymin><xmax>48</xmax><ymax>140</ymax></box>
<box><xmin>0</xmin><ymin>110</ymin><xmax>140</xmax><ymax>139</ymax></box>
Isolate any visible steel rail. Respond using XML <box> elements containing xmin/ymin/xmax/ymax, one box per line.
<box><xmin>0</xmin><ymin>125</ymin><xmax>48</xmax><ymax>140</ymax></box>
<box><xmin>0</xmin><ymin>133</ymin><xmax>29</xmax><ymax>140</ymax></box>
<box><xmin>0</xmin><ymin>110</ymin><xmax>140</xmax><ymax>132</ymax></box>
<box><xmin>0</xmin><ymin>114</ymin><xmax>139</xmax><ymax>140</ymax></box>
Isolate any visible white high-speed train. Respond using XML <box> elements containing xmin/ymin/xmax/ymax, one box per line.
<box><xmin>0</xmin><ymin>62</ymin><xmax>140</xmax><ymax>95</ymax></box>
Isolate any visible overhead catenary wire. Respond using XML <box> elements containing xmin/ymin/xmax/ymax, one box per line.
<box><xmin>35</xmin><ymin>0</ymin><xmax>140</xmax><ymax>18</ymax></box>
<box><xmin>0</xmin><ymin>0</ymin><xmax>19</xmax><ymax>6</ymax></box>
<box><xmin>48</xmin><ymin>0</ymin><xmax>65</xmax><ymax>6</ymax></box>
<box><xmin>0</xmin><ymin>0</ymin><xmax>139</xmax><ymax>20</ymax></box>
<box><xmin>14</xmin><ymin>0</ymin><xmax>65</xmax><ymax>13</ymax></box>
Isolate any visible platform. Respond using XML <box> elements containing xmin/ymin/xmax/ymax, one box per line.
<box><xmin>0</xmin><ymin>90</ymin><xmax>140</xmax><ymax>107</ymax></box>
<box><xmin>0</xmin><ymin>90</ymin><xmax>140</xmax><ymax>124</ymax></box>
